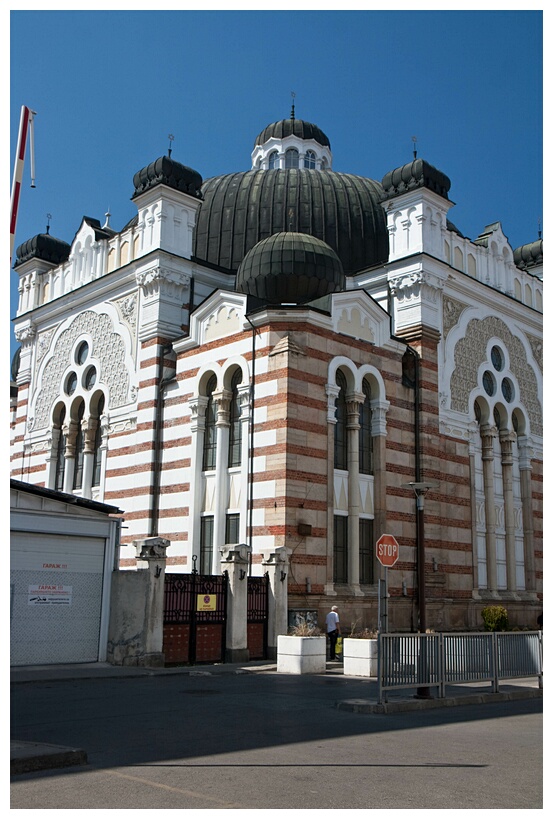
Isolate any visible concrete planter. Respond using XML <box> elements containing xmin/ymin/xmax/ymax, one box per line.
<box><xmin>277</xmin><ymin>635</ymin><xmax>326</xmax><ymax>674</ymax></box>
<box><xmin>343</xmin><ymin>637</ymin><xmax>378</xmax><ymax>677</ymax></box>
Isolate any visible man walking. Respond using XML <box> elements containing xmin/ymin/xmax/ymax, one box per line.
<box><xmin>325</xmin><ymin>605</ymin><xmax>341</xmax><ymax>660</ymax></box>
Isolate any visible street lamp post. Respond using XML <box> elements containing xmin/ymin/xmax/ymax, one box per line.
<box><xmin>402</xmin><ymin>481</ymin><xmax>437</xmax><ymax>699</ymax></box>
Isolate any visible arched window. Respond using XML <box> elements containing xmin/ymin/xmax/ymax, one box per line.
<box><xmin>334</xmin><ymin>370</ymin><xmax>348</xmax><ymax>470</ymax></box>
<box><xmin>72</xmin><ymin>402</ymin><xmax>85</xmax><ymax>490</ymax></box>
<box><xmin>54</xmin><ymin>407</ymin><xmax>66</xmax><ymax>491</ymax></box>
<box><xmin>359</xmin><ymin>380</ymin><xmax>373</xmax><ymax>474</ymax></box>
<box><xmin>268</xmin><ymin>151</ymin><xmax>279</xmax><ymax>169</ymax></box>
<box><xmin>285</xmin><ymin>148</ymin><xmax>299</xmax><ymax>169</ymax></box>
<box><xmin>92</xmin><ymin>394</ymin><xmax>105</xmax><ymax>487</ymax></box>
<box><xmin>228</xmin><ymin>369</ymin><xmax>242</xmax><ymax>467</ymax></box>
<box><xmin>202</xmin><ymin>375</ymin><xmax>217</xmax><ymax>471</ymax></box>
<box><xmin>304</xmin><ymin>150</ymin><xmax>316</xmax><ymax>169</ymax></box>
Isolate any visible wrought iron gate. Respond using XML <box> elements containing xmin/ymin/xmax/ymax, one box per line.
<box><xmin>163</xmin><ymin>569</ymin><xmax>228</xmax><ymax>665</ymax></box>
<box><xmin>247</xmin><ymin>573</ymin><xmax>269</xmax><ymax>660</ymax></box>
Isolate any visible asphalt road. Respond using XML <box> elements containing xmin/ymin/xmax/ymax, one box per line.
<box><xmin>11</xmin><ymin>671</ymin><xmax>542</xmax><ymax>810</ymax></box>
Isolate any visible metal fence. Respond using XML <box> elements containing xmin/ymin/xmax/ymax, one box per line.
<box><xmin>377</xmin><ymin>631</ymin><xmax>542</xmax><ymax>703</ymax></box>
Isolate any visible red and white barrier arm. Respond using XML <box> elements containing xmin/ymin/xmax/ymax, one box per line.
<box><xmin>10</xmin><ymin>105</ymin><xmax>36</xmax><ymax>265</ymax></box>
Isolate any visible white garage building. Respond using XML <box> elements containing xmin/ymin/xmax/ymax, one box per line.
<box><xmin>10</xmin><ymin>479</ymin><xmax>122</xmax><ymax>666</ymax></box>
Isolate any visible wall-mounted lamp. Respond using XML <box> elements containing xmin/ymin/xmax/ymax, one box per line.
<box><xmin>305</xmin><ymin>577</ymin><xmax>312</xmax><ymax>593</ymax></box>
<box><xmin>280</xmin><ymin>571</ymin><xmax>287</xmax><ymax>583</ymax></box>
<box><xmin>402</xmin><ymin>579</ymin><xmax>408</xmax><ymax>596</ymax></box>
<box><xmin>432</xmin><ymin>557</ymin><xmax>438</xmax><ymax>573</ymax></box>
<box><xmin>239</xmin><ymin>569</ymin><xmax>246</xmax><ymax>581</ymax></box>
<box><xmin>155</xmin><ymin>565</ymin><xmax>162</xmax><ymax>579</ymax></box>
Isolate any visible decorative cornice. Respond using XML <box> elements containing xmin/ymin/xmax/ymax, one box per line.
<box><xmin>136</xmin><ymin>266</ymin><xmax>190</xmax><ymax>300</ymax></box>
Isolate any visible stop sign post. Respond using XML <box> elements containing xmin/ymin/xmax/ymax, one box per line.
<box><xmin>376</xmin><ymin>534</ymin><xmax>399</xmax><ymax>632</ymax></box>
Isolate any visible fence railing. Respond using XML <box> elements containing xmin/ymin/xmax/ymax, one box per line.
<box><xmin>377</xmin><ymin>631</ymin><xmax>542</xmax><ymax>704</ymax></box>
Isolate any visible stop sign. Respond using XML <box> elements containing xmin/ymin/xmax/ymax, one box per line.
<box><xmin>376</xmin><ymin>534</ymin><xmax>400</xmax><ymax>567</ymax></box>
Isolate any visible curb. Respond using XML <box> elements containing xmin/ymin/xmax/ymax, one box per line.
<box><xmin>336</xmin><ymin>687</ymin><xmax>543</xmax><ymax>714</ymax></box>
<box><xmin>11</xmin><ymin>741</ymin><xmax>87</xmax><ymax>776</ymax></box>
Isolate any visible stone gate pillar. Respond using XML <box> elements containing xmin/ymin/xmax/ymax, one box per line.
<box><xmin>220</xmin><ymin>543</ymin><xmax>251</xmax><ymax>663</ymax></box>
<box><xmin>260</xmin><ymin>546</ymin><xmax>290</xmax><ymax>660</ymax></box>
<box><xmin>134</xmin><ymin>537</ymin><xmax>169</xmax><ymax>665</ymax></box>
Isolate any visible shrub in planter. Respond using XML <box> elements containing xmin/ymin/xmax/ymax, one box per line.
<box><xmin>343</xmin><ymin>622</ymin><xmax>379</xmax><ymax>677</ymax></box>
<box><xmin>481</xmin><ymin>605</ymin><xmax>509</xmax><ymax>632</ymax></box>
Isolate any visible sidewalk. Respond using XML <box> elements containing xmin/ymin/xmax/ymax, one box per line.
<box><xmin>11</xmin><ymin>659</ymin><xmax>542</xmax><ymax>775</ymax></box>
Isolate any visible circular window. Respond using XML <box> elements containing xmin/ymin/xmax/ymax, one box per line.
<box><xmin>84</xmin><ymin>366</ymin><xmax>97</xmax><ymax>390</ymax></box>
<box><xmin>65</xmin><ymin>372</ymin><xmax>78</xmax><ymax>396</ymax></box>
<box><xmin>482</xmin><ymin>370</ymin><xmax>496</xmax><ymax>396</ymax></box>
<box><xmin>501</xmin><ymin>377</ymin><xmax>514</xmax><ymax>403</ymax></box>
<box><xmin>490</xmin><ymin>345</ymin><xmax>504</xmax><ymax>372</ymax></box>
<box><xmin>75</xmin><ymin>341</ymin><xmax>89</xmax><ymax>365</ymax></box>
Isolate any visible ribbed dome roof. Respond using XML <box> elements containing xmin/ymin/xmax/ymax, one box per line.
<box><xmin>513</xmin><ymin>239</ymin><xmax>543</xmax><ymax>272</ymax></box>
<box><xmin>254</xmin><ymin>119</ymin><xmax>330</xmax><ymax>149</ymax></box>
<box><xmin>381</xmin><ymin>158</ymin><xmax>451</xmax><ymax>201</ymax></box>
<box><xmin>193</xmin><ymin>169</ymin><xmax>388</xmax><ymax>275</ymax></box>
<box><xmin>14</xmin><ymin>232</ymin><xmax>71</xmax><ymax>268</ymax></box>
<box><xmin>132</xmin><ymin>155</ymin><xmax>203</xmax><ymax>199</ymax></box>
<box><xmin>236</xmin><ymin>232</ymin><xmax>344</xmax><ymax>305</ymax></box>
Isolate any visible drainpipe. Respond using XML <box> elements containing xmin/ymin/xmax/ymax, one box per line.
<box><xmin>245</xmin><ymin>313</ymin><xmax>258</xmax><ymax>576</ymax></box>
<box><xmin>150</xmin><ymin>341</ymin><xmax>175</xmax><ymax>537</ymax></box>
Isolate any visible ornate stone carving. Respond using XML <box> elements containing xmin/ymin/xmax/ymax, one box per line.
<box><xmin>113</xmin><ymin>293</ymin><xmax>138</xmax><ymax>336</ymax></box>
<box><xmin>15</xmin><ymin>324</ymin><xmax>36</xmax><ymax>346</ymax></box>
<box><xmin>36</xmin><ymin>328</ymin><xmax>56</xmax><ymax>367</ymax></box>
<box><xmin>389</xmin><ymin>270</ymin><xmax>445</xmax><ymax>304</ymax></box>
<box><xmin>526</xmin><ymin>333</ymin><xmax>543</xmax><ymax>373</ymax></box>
<box><xmin>442</xmin><ymin>296</ymin><xmax>467</xmax><ymax>339</ymax></box>
<box><xmin>136</xmin><ymin>266</ymin><xmax>190</xmax><ymax>300</ymax></box>
<box><xmin>33</xmin><ymin>311</ymin><xmax>130</xmax><ymax>430</ymax></box>
<box><xmin>450</xmin><ymin>316</ymin><xmax>542</xmax><ymax>437</ymax></box>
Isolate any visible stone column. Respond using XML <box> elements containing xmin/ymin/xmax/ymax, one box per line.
<box><xmin>187</xmin><ymin>395</ymin><xmax>208</xmax><ymax>567</ymax></box>
<box><xmin>81</xmin><ymin>416</ymin><xmax>98</xmax><ymax>499</ymax></box>
<box><xmin>370</xmin><ymin>398</ymin><xmax>390</xmax><ymax>555</ymax></box>
<box><xmin>237</xmin><ymin>384</ymin><xmax>251</xmax><ymax>544</ymax></box>
<box><xmin>480</xmin><ymin>423</ymin><xmax>498</xmax><ymax>595</ymax></box>
<box><xmin>133</xmin><ymin>536</ymin><xmax>169</xmax><ymax>666</ymax></box>
<box><xmin>518</xmin><ymin>436</ymin><xmax>536</xmax><ymax>594</ymax></box>
<box><xmin>212</xmin><ymin>389</ymin><xmax>231</xmax><ymax>573</ymax></box>
<box><xmin>346</xmin><ymin>392</ymin><xmax>364</xmax><ymax>594</ymax></box>
<box><xmin>220</xmin><ymin>543</ymin><xmax>251</xmax><ymax>663</ymax></box>
<box><xmin>45</xmin><ymin>429</ymin><xmax>59</xmax><ymax>489</ymax></box>
<box><xmin>499</xmin><ymin>429</ymin><xmax>517</xmax><ymax>594</ymax></box>
<box><xmin>62</xmin><ymin>419</ymin><xmax>78</xmax><ymax>493</ymax></box>
<box><xmin>325</xmin><ymin>384</ymin><xmax>340</xmax><ymax>595</ymax></box>
<box><xmin>260</xmin><ymin>546</ymin><xmax>290</xmax><ymax>660</ymax></box>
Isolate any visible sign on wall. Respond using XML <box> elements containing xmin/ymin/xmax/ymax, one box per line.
<box><xmin>196</xmin><ymin>594</ymin><xmax>216</xmax><ymax>612</ymax></box>
<box><xmin>28</xmin><ymin>584</ymin><xmax>73</xmax><ymax>605</ymax></box>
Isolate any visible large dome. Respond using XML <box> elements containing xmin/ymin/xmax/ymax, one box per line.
<box><xmin>236</xmin><ymin>232</ymin><xmax>344</xmax><ymax>305</ymax></box>
<box><xmin>193</xmin><ymin>169</ymin><xmax>388</xmax><ymax>275</ymax></box>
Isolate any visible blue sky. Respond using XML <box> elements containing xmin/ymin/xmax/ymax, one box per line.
<box><xmin>9</xmin><ymin>7</ymin><xmax>543</xmax><ymax>363</ymax></box>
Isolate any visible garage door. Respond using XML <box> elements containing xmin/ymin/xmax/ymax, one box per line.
<box><xmin>11</xmin><ymin>532</ymin><xmax>106</xmax><ymax>666</ymax></box>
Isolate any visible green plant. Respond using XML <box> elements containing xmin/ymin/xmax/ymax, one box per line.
<box><xmin>289</xmin><ymin>622</ymin><xmax>321</xmax><ymax>636</ymax></box>
<box><xmin>481</xmin><ymin>605</ymin><xmax>509</xmax><ymax>632</ymax></box>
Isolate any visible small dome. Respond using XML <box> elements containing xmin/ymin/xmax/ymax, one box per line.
<box><xmin>381</xmin><ymin>158</ymin><xmax>451</xmax><ymax>201</ymax></box>
<box><xmin>254</xmin><ymin>119</ymin><xmax>331</xmax><ymax>150</ymax></box>
<box><xmin>14</xmin><ymin>232</ymin><xmax>71</xmax><ymax>268</ymax></box>
<box><xmin>132</xmin><ymin>155</ymin><xmax>203</xmax><ymax>199</ymax></box>
<box><xmin>513</xmin><ymin>239</ymin><xmax>543</xmax><ymax>272</ymax></box>
<box><xmin>11</xmin><ymin>346</ymin><xmax>21</xmax><ymax>382</ymax></box>
<box><xmin>236</xmin><ymin>232</ymin><xmax>344</xmax><ymax>306</ymax></box>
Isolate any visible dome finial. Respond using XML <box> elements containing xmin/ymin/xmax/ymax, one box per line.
<box><xmin>46</xmin><ymin>212</ymin><xmax>52</xmax><ymax>235</ymax></box>
<box><xmin>168</xmin><ymin>133</ymin><xmax>175</xmax><ymax>158</ymax></box>
<box><xmin>103</xmin><ymin>208</ymin><xmax>111</xmax><ymax>229</ymax></box>
<box><xmin>290</xmin><ymin>91</ymin><xmax>296</xmax><ymax>121</ymax></box>
<box><xmin>412</xmin><ymin>135</ymin><xmax>418</xmax><ymax>160</ymax></box>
